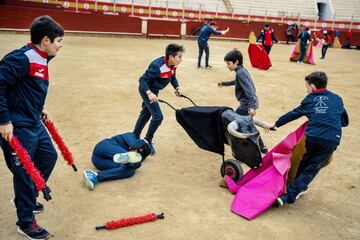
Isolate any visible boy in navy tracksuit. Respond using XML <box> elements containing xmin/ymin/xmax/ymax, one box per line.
<box><xmin>298</xmin><ymin>27</ymin><xmax>312</xmax><ymax>63</ymax></box>
<box><xmin>83</xmin><ymin>133</ymin><xmax>150</xmax><ymax>190</ymax></box>
<box><xmin>197</xmin><ymin>22</ymin><xmax>229</xmax><ymax>69</ymax></box>
<box><xmin>256</xmin><ymin>23</ymin><xmax>278</xmax><ymax>54</ymax></box>
<box><xmin>0</xmin><ymin>16</ymin><xmax>64</xmax><ymax>239</ymax></box>
<box><xmin>133</xmin><ymin>44</ymin><xmax>184</xmax><ymax>154</ymax></box>
<box><xmin>218</xmin><ymin>49</ymin><xmax>267</xmax><ymax>153</ymax></box>
<box><xmin>265</xmin><ymin>71</ymin><xmax>349</xmax><ymax>206</ymax></box>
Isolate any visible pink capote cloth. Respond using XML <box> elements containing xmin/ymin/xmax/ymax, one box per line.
<box><xmin>289</xmin><ymin>42</ymin><xmax>315</xmax><ymax>65</ymax></box>
<box><xmin>225</xmin><ymin>122</ymin><xmax>307</xmax><ymax>220</ymax></box>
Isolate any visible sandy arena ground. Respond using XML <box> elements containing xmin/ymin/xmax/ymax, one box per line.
<box><xmin>0</xmin><ymin>32</ymin><xmax>359</xmax><ymax>240</ymax></box>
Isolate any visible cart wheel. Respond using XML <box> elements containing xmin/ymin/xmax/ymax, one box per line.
<box><xmin>220</xmin><ymin>159</ymin><xmax>243</xmax><ymax>182</ymax></box>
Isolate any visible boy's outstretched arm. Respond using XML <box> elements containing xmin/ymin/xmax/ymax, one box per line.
<box><xmin>218</xmin><ymin>80</ymin><xmax>235</xmax><ymax>87</ymax></box>
<box><xmin>274</xmin><ymin>105</ymin><xmax>306</xmax><ymax>128</ymax></box>
<box><xmin>265</xmin><ymin>99</ymin><xmax>309</xmax><ymax>132</ymax></box>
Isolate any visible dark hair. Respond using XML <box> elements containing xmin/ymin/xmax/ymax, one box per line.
<box><xmin>165</xmin><ymin>43</ymin><xmax>184</xmax><ymax>60</ymax></box>
<box><xmin>136</xmin><ymin>142</ymin><xmax>151</xmax><ymax>161</ymax></box>
<box><xmin>264</xmin><ymin>23</ymin><xmax>270</xmax><ymax>27</ymax></box>
<box><xmin>224</xmin><ymin>49</ymin><xmax>243</xmax><ymax>65</ymax></box>
<box><xmin>305</xmin><ymin>71</ymin><xmax>328</xmax><ymax>89</ymax></box>
<box><xmin>209</xmin><ymin>21</ymin><xmax>216</xmax><ymax>26</ymax></box>
<box><xmin>30</xmin><ymin>15</ymin><xmax>64</xmax><ymax>44</ymax></box>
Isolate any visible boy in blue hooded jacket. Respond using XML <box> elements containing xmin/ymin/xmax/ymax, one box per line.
<box><xmin>83</xmin><ymin>133</ymin><xmax>151</xmax><ymax>190</ymax></box>
<box><xmin>265</xmin><ymin>71</ymin><xmax>349</xmax><ymax>206</ymax></box>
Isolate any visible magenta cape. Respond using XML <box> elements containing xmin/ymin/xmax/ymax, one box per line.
<box><xmin>225</xmin><ymin>122</ymin><xmax>307</xmax><ymax>220</ymax></box>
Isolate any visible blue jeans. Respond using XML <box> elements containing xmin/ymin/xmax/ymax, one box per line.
<box><xmin>286</xmin><ymin>138</ymin><xmax>336</xmax><ymax>203</ymax></box>
<box><xmin>0</xmin><ymin>122</ymin><xmax>57</xmax><ymax>227</ymax></box>
<box><xmin>198</xmin><ymin>41</ymin><xmax>209</xmax><ymax>67</ymax></box>
<box><xmin>133</xmin><ymin>88</ymin><xmax>163</xmax><ymax>143</ymax></box>
<box><xmin>92</xmin><ymin>139</ymin><xmax>141</xmax><ymax>182</ymax></box>
<box><xmin>298</xmin><ymin>43</ymin><xmax>307</xmax><ymax>62</ymax></box>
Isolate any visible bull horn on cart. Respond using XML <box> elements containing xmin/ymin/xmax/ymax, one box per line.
<box><xmin>227</xmin><ymin>120</ymin><xmax>259</xmax><ymax>139</ymax></box>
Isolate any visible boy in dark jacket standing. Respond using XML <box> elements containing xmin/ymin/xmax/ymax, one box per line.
<box><xmin>265</xmin><ymin>71</ymin><xmax>349</xmax><ymax>206</ymax></box>
<box><xmin>197</xmin><ymin>22</ymin><xmax>229</xmax><ymax>69</ymax></box>
<box><xmin>256</xmin><ymin>23</ymin><xmax>278</xmax><ymax>54</ymax></box>
<box><xmin>0</xmin><ymin>16</ymin><xmax>64</xmax><ymax>239</ymax></box>
<box><xmin>133</xmin><ymin>44</ymin><xmax>184</xmax><ymax>155</ymax></box>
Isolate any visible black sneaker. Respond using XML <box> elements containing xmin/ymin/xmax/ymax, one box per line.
<box><xmin>10</xmin><ymin>199</ymin><xmax>44</xmax><ymax>214</ymax></box>
<box><xmin>17</xmin><ymin>220</ymin><xmax>50</xmax><ymax>240</ymax></box>
<box><xmin>205</xmin><ymin>65</ymin><xmax>212</xmax><ymax>69</ymax></box>
<box><xmin>33</xmin><ymin>202</ymin><xmax>44</xmax><ymax>214</ymax></box>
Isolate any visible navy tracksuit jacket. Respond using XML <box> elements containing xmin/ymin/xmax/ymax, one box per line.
<box><xmin>275</xmin><ymin>89</ymin><xmax>349</xmax><ymax>202</ymax></box>
<box><xmin>0</xmin><ymin>43</ymin><xmax>58</xmax><ymax>227</ymax></box>
<box><xmin>133</xmin><ymin>56</ymin><xmax>179</xmax><ymax>143</ymax></box>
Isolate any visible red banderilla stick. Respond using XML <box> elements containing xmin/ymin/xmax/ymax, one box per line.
<box><xmin>95</xmin><ymin>212</ymin><xmax>164</xmax><ymax>230</ymax></box>
<box><xmin>9</xmin><ymin>136</ymin><xmax>52</xmax><ymax>201</ymax></box>
<box><xmin>43</xmin><ymin>120</ymin><xmax>77</xmax><ymax>172</ymax></box>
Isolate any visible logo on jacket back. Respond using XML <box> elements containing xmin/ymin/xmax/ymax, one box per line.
<box><xmin>314</xmin><ymin>96</ymin><xmax>328</xmax><ymax>114</ymax></box>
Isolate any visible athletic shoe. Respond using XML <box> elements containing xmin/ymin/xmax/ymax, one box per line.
<box><xmin>295</xmin><ymin>187</ymin><xmax>309</xmax><ymax>200</ymax></box>
<box><xmin>83</xmin><ymin>170</ymin><xmax>98</xmax><ymax>191</ymax></box>
<box><xmin>205</xmin><ymin>65</ymin><xmax>212</xmax><ymax>69</ymax></box>
<box><xmin>113</xmin><ymin>152</ymin><xmax>142</xmax><ymax>164</ymax></box>
<box><xmin>10</xmin><ymin>199</ymin><xmax>44</xmax><ymax>214</ymax></box>
<box><xmin>17</xmin><ymin>220</ymin><xmax>49</xmax><ymax>240</ymax></box>
<box><xmin>197</xmin><ymin>65</ymin><xmax>203</xmax><ymax>69</ymax></box>
<box><xmin>149</xmin><ymin>144</ymin><xmax>156</xmax><ymax>156</ymax></box>
<box><xmin>274</xmin><ymin>195</ymin><xmax>287</xmax><ymax>208</ymax></box>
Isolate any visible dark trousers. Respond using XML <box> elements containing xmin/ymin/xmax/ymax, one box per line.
<box><xmin>298</xmin><ymin>43</ymin><xmax>307</xmax><ymax>62</ymax></box>
<box><xmin>235</xmin><ymin>107</ymin><xmax>266</xmax><ymax>150</ymax></box>
<box><xmin>92</xmin><ymin>140</ymin><xmax>141</xmax><ymax>182</ymax></box>
<box><xmin>321</xmin><ymin>44</ymin><xmax>329</xmax><ymax>58</ymax></box>
<box><xmin>286</xmin><ymin>138</ymin><xmax>336</xmax><ymax>203</ymax></box>
<box><xmin>198</xmin><ymin>41</ymin><xmax>210</xmax><ymax>67</ymax></box>
<box><xmin>0</xmin><ymin>123</ymin><xmax>57</xmax><ymax>227</ymax></box>
<box><xmin>286</xmin><ymin>35</ymin><xmax>295</xmax><ymax>44</ymax></box>
<box><xmin>133</xmin><ymin>88</ymin><xmax>163</xmax><ymax>143</ymax></box>
<box><xmin>263</xmin><ymin>45</ymin><xmax>272</xmax><ymax>55</ymax></box>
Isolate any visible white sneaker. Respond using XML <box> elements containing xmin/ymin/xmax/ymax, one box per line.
<box><xmin>113</xmin><ymin>152</ymin><xmax>142</xmax><ymax>164</ymax></box>
<box><xmin>275</xmin><ymin>197</ymin><xmax>284</xmax><ymax>207</ymax></box>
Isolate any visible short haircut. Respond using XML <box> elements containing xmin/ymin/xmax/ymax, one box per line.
<box><xmin>224</xmin><ymin>49</ymin><xmax>243</xmax><ymax>65</ymax></box>
<box><xmin>30</xmin><ymin>15</ymin><xmax>64</xmax><ymax>44</ymax></box>
<box><xmin>264</xmin><ymin>23</ymin><xmax>270</xmax><ymax>27</ymax></box>
<box><xmin>209</xmin><ymin>21</ymin><xmax>216</xmax><ymax>26</ymax></box>
<box><xmin>165</xmin><ymin>43</ymin><xmax>184</xmax><ymax>60</ymax></box>
<box><xmin>305</xmin><ymin>71</ymin><xmax>328</xmax><ymax>89</ymax></box>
